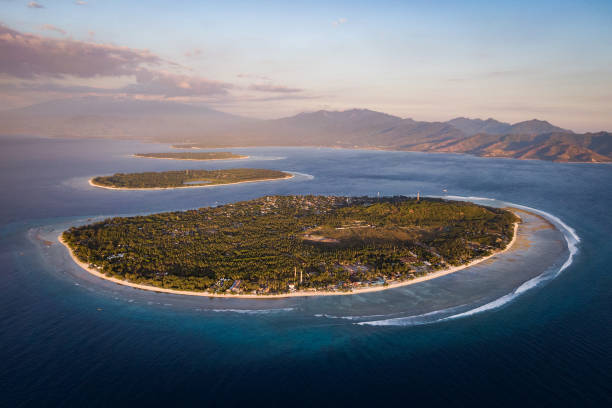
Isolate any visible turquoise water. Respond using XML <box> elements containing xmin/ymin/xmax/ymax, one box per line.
<box><xmin>1</xmin><ymin>136</ymin><xmax>610</xmax><ymax>406</ymax></box>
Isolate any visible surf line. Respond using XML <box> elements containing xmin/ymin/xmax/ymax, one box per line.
<box><xmin>357</xmin><ymin>197</ymin><xmax>580</xmax><ymax>327</ymax></box>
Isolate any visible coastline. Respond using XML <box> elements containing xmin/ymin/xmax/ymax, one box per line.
<box><xmin>131</xmin><ymin>154</ymin><xmax>249</xmax><ymax>161</ymax></box>
<box><xmin>88</xmin><ymin>173</ymin><xmax>294</xmax><ymax>191</ymax></box>
<box><xmin>58</xmin><ymin>213</ymin><xmax>521</xmax><ymax>299</ymax></box>
<box><xmin>164</xmin><ymin>143</ymin><xmax>612</xmax><ymax>164</ymax></box>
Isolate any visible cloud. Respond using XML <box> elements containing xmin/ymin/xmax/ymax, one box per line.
<box><xmin>0</xmin><ymin>25</ymin><xmax>161</xmax><ymax>78</ymax></box>
<box><xmin>40</xmin><ymin>24</ymin><xmax>66</xmax><ymax>35</ymax></box>
<box><xmin>28</xmin><ymin>2</ymin><xmax>44</xmax><ymax>8</ymax></box>
<box><xmin>446</xmin><ymin>69</ymin><xmax>529</xmax><ymax>83</ymax></box>
<box><xmin>0</xmin><ymin>24</ymin><xmax>307</xmax><ymax>101</ymax></box>
<box><xmin>245</xmin><ymin>94</ymin><xmax>319</xmax><ymax>102</ymax></box>
<box><xmin>124</xmin><ymin>70</ymin><xmax>233</xmax><ymax>96</ymax></box>
<box><xmin>0</xmin><ymin>81</ymin><xmax>115</xmax><ymax>94</ymax></box>
<box><xmin>75</xmin><ymin>1</ymin><xmax>87</xmax><ymax>5</ymax></box>
<box><xmin>237</xmin><ymin>73</ymin><xmax>271</xmax><ymax>81</ymax></box>
<box><xmin>332</xmin><ymin>18</ymin><xmax>347</xmax><ymax>26</ymax></box>
<box><xmin>249</xmin><ymin>83</ymin><xmax>302</xmax><ymax>93</ymax></box>
<box><xmin>2</xmin><ymin>74</ymin><xmax>232</xmax><ymax>97</ymax></box>
<box><xmin>184</xmin><ymin>48</ymin><xmax>202</xmax><ymax>57</ymax></box>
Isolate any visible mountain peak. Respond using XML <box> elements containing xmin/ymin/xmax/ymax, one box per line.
<box><xmin>447</xmin><ymin>117</ymin><xmax>511</xmax><ymax>136</ymax></box>
<box><xmin>509</xmin><ymin>119</ymin><xmax>572</xmax><ymax>135</ymax></box>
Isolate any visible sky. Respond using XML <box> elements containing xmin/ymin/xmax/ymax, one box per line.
<box><xmin>1</xmin><ymin>0</ymin><xmax>611</xmax><ymax>132</ymax></box>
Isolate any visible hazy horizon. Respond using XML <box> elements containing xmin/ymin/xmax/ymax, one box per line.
<box><xmin>1</xmin><ymin>0</ymin><xmax>612</xmax><ymax>133</ymax></box>
<box><xmin>0</xmin><ymin>95</ymin><xmax>598</xmax><ymax>132</ymax></box>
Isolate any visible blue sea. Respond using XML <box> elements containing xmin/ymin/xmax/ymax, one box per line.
<box><xmin>1</xmin><ymin>136</ymin><xmax>611</xmax><ymax>406</ymax></box>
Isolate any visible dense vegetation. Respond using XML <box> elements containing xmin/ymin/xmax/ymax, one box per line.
<box><xmin>135</xmin><ymin>152</ymin><xmax>247</xmax><ymax>160</ymax></box>
<box><xmin>91</xmin><ymin>168</ymin><xmax>290</xmax><ymax>189</ymax></box>
<box><xmin>63</xmin><ymin>196</ymin><xmax>518</xmax><ymax>295</ymax></box>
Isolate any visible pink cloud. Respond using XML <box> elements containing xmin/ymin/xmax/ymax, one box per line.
<box><xmin>0</xmin><ymin>82</ymin><xmax>114</xmax><ymax>94</ymax></box>
<box><xmin>184</xmin><ymin>48</ymin><xmax>202</xmax><ymax>57</ymax></box>
<box><xmin>28</xmin><ymin>2</ymin><xmax>44</xmax><ymax>9</ymax></box>
<box><xmin>40</xmin><ymin>24</ymin><xmax>66</xmax><ymax>35</ymax></box>
<box><xmin>2</xmin><ymin>74</ymin><xmax>232</xmax><ymax>97</ymax></box>
<box><xmin>237</xmin><ymin>73</ymin><xmax>271</xmax><ymax>81</ymax></box>
<box><xmin>249</xmin><ymin>83</ymin><xmax>303</xmax><ymax>93</ymax></box>
<box><xmin>126</xmin><ymin>70</ymin><xmax>232</xmax><ymax>96</ymax></box>
<box><xmin>0</xmin><ymin>25</ymin><xmax>160</xmax><ymax>78</ymax></box>
<box><xmin>0</xmin><ymin>24</ymin><xmax>304</xmax><ymax>100</ymax></box>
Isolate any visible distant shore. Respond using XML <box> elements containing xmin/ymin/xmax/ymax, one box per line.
<box><xmin>88</xmin><ymin>173</ymin><xmax>294</xmax><ymax>191</ymax></box>
<box><xmin>58</xmin><ymin>214</ymin><xmax>521</xmax><ymax>299</ymax></box>
<box><xmin>167</xmin><ymin>144</ymin><xmax>612</xmax><ymax>164</ymax></box>
<box><xmin>131</xmin><ymin>154</ymin><xmax>249</xmax><ymax>161</ymax></box>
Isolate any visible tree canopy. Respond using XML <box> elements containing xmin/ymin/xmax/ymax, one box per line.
<box><xmin>62</xmin><ymin>196</ymin><xmax>518</xmax><ymax>294</ymax></box>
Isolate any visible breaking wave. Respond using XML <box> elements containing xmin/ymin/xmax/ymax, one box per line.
<box><xmin>210</xmin><ymin>307</ymin><xmax>294</xmax><ymax>315</ymax></box>
<box><xmin>357</xmin><ymin>197</ymin><xmax>579</xmax><ymax>327</ymax></box>
<box><xmin>355</xmin><ymin>304</ymin><xmax>470</xmax><ymax>326</ymax></box>
<box><xmin>314</xmin><ymin>313</ymin><xmax>388</xmax><ymax>321</ymax></box>
<box><xmin>240</xmin><ymin>155</ymin><xmax>287</xmax><ymax>161</ymax></box>
<box><xmin>289</xmin><ymin>171</ymin><xmax>315</xmax><ymax>180</ymax></box>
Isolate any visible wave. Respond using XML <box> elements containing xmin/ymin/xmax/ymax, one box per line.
<box><xmin>356</xmin><ymin>304</ymin><xmax>469</xmax><ymax>326</ymax></box>
<box><xmin>210</xmin><ymin>307</ymin><xmax>294</xmax><ymax>315</ymax></box>
<box><xmin>241</xmin><ymin>155</ymin><xmax>287</xmax><ymax>161</ymax></box>
<box><xmin>441</xmin><ymin>195</ymin><xmax>496</xmax><ymax>202</ymax></box>
<box><xmin>358</xmin><ymin>197</ymin><xmax>580</xmax><ymax>326</ymax></box>
<box><xmin>288</xmin><ymin>171</ymin><xmax>315</xmax><ymax>180</ymax></box>
<box><xmin>314</xmin><ymin>313</ymin><xmax>388</xmax><ymax>321</ymax></box>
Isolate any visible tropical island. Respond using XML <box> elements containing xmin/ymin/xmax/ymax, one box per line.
<box><xmin>60</xmin><ymin>196</ymin><xmax>519</xmax><ymax>297</ymax></box>
<box><xmin>89</xmin><ymin>168</ymin><xmax>292</xmax><ymax>190</ymax></box>
<box><xmin>134</xmin><ymin>152</ymin><xmax>248</xmax><ymax>161</ymax></box>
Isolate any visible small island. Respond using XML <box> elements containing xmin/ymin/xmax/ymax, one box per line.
<box><xmin>90</xmin><ymin>168</ymin><xmax>292</xmax><ymax>190</ymax></box>
<box><xmin>60</xmin><ymin>196</ymin><xmax>519</xmax><ymax>297</ymax></box>
<box><xmin>134</xmin><ymin>152</ymin><xmax>248</xmax><ymax>161</ymax></box>
<box><xmin>171</xmin><ymin>144</ymin><xmax>205</xmax><ymax>149</ymax></box>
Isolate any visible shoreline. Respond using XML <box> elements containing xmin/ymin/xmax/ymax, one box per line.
<box><xmin>131</xmin><ymin>154</ymin><xmax>250</xmax><ymax>161</ymax></box>
<box><xmin>58</xmin><ymin>213</ymin><xmax>521</xmax><ymax>299</ymax></box>
<box><xmin>88</xmin><ymin>173</ymin><xmax>295</xmax><ymax>191</ymax></box>
<box><xmin>164</xmin><ymin>143</ymin><xmax>612</xmax><ymax>164</ymax></box>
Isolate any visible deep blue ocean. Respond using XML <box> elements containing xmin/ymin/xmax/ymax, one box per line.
<box><xmin>1</xmin><ymin>136</ymin><xmax>611</xmax><ymax>407</ymax></box>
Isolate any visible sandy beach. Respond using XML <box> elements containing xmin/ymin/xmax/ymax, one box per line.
<box><xmin>58</xmin><ymin>213</ymin><xmax>521</xmax><ymax>299</ymax></box>
<box><xmin>88</xmin><ymin>173</ymin><xmax>294</xmax><ymax>191</ymax></box>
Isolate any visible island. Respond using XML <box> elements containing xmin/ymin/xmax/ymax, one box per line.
<box><xmin>60</xmin><ymin>196</ymin><xmax>519</xmax><ymax>297</ymax></box>
<box><xmin>89</xmin><ymin>168</ymin><xmax>293</xmax><ymax>190</ymax></box>
<box><xmin>171</xmin><ymin>144</ymin><xmax>205</xmax><ymax>149</ymax></box>
<box><xmin>134</xmin><ymin>152</ymin><xmax>248</xmax><ymax>161</ymax></box>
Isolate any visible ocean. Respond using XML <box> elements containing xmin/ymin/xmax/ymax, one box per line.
<box><xmin>1</xmin><ymin>136</ymin><xmax>610</xmax><ymax>406</ymax></box>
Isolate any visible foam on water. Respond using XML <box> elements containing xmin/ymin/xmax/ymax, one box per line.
<box><xmin>314</xmin><ymin>313</ymin><xmax>388</xmax><ymax>320</ymax></box>
<box><xmin>358</xmin><ymin>197</ymin><xmax>579</xmax><ymax>327</ymax></box>
<box><xmin>442</xmin><ymin>195</ymin><xmax>497</xmax><ymax>202</ymax></box>
<box><xmin>288</xmin><ymin>171</ymin><xmax>315</xmax><ymax>180</ymax></box>
<box><xmin>210</xmin><ymin>307</ymin><xmax>294</xmax><ymax>315</ymax></box>
<box><xmin>356</xmin><ymin>304</ymin><xmax>469</xmax><ymax>326</ymax></box>
<box><xmin>238</xmin><ymin>155</ymin><xmax>287</xmax><ymax>161</ymax></box>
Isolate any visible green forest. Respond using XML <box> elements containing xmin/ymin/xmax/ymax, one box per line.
<box><xmin>62</xmin><ymin>196</ymin><xmax>518</xmax><ymax>295</ymax></box>
<box><xmin>134</xmin><ymin>152</ymin><xmax>247</xmax><ymax>160</ymax></box>
<box><xmin>90</xmin><ymin>168</ymin><xmax>290</xmax><ymax>188</ymax></box>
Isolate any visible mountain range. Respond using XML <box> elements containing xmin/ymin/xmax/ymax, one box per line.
<box><xmin>1</xmin><ymin>97</ymin><xmax>610</xmax><ymax>163</ymax></box>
